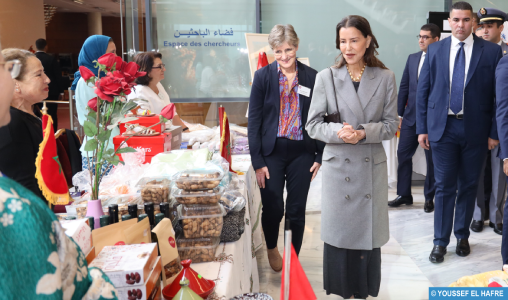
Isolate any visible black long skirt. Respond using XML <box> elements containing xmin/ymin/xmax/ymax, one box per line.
<box><xmin>323</xmin><ymin>243</ymin><xmax>381</xmax><ymax>299</ymax></box>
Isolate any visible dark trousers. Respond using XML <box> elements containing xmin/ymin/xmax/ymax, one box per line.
<box><xmin>502</xmin><ymin>177</ymin><xmax>508</xmax><ymax>264</ymax></box>
<box><xmin>431</xmin><ymin>117</ymin><xmax>487</xmax><ymax>247</ymax></box>
<box><xmin>396</xmin><ymin>123</ymin><xmax>436</xmax><ymax>200</ymax></box>
<box><xmin>260</xmin><ymin>138</ymin><xmax>314</xmax><ymax>255</ymax></box>
<box><xmin>37</xmin><ymin>102</ymin><xmax>58</xmax><ymax>132</ymax></box>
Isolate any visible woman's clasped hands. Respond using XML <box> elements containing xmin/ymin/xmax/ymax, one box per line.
<box><xmin>337</xmin><ymin>122</ymin><xmax>366</xmax><ymax>144</ymax></box>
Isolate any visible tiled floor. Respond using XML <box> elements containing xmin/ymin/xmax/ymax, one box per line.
<box><xmin>256</xmin><ymin>183</ymin><xmax>503</xmax><ymax>299</ymax></box>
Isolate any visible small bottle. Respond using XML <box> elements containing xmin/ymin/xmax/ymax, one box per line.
<box><xmin>138</xmin><ymin>214</ymin><xmax>148</xmax><ymax>222</ymax></box>
<box><xmin>121</xmin><ymin>214</ymin><xmax>132</xmax><ymax>221</ymax></box>
<box><xmin>87</xmin><ymin>216</ymin><xmax>95</xmax><ymax>230</ymax></box>
<box><xmin>65</xmin><ymin>216</ymin><xmax>76</xmax><ymax>220</ymax></box>
<box><xmin>159</xmin><ymin>202</ymin><xmax>171</xmax><ymax>219</ymax></box>
<box><xmin>144</xmin><ymin>202</ymin><xmax>155</xmax><ymax>228</ymax></box>
<box><xmin>128</xmin><ymin>204</ymin><xmax>138</xmax><ymax>219</ymax></box>
<box><xmin>100</xmin><ymin>215</ymin><xmax>110</xmax><ymax>228</ymax></box>
<box><xmin>108</xmin><ymin>204</ymin><xmax>119</xmax><ymax>224</ymax></box>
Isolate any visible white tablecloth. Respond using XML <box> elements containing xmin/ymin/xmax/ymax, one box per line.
<box><xmin>383</xmin><ymin>137</ymin><xmax>428</xmax><ymax>189</ymax></box>
<box><xmin>190</xmin><ymin>155</ymin><xmax>262</xmax><ymax>299</ymax></box>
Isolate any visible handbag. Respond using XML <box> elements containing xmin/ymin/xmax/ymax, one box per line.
<box><xmin>323</xmin><ymin>67</ymin><xmax>341</xmax><ymax>124</ymax></box>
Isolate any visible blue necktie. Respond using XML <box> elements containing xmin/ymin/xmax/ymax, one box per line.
<box><xmin>450</xmin><ymin>42</ymin><xmax>465</xmax><ymax>114</ymax></box>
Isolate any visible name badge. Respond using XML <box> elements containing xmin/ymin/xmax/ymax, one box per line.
<box><xmin>298</xmin><ymin>85</ymin><xmax>311</xmax><ymax>97</ymax></box>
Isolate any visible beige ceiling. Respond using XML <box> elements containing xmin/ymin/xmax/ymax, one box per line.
<box><xmin>43</xmin><ymin>0</ymin><xmax>146</xmax><ymax>17</ymax></box>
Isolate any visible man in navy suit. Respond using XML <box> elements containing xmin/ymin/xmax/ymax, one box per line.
<box><xmin>416</xmin><ymin>1</ymin><xmax>503</xmax><ymax>263</ymax></box>
<box><xmin>388</xmin><ymin>23</ymin><xmax>440</xmax><ymax>213</ymax></box>
<box><xmin>496</xmin><ymin>54</ymin><xmax>508</xmax><ymax>271</ymax></box>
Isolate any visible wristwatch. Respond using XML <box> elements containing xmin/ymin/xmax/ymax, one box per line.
<box><xmin>183</xmin><ymin>127</ymin><xmax>189</xmax><ymax>132</ymax></box>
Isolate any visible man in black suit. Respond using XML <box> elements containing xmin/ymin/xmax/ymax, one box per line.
<box><xmin>35</xmin><ymin>38</ymin><xmax>62</xmax><ymax>131</ymax></box>
<box><xmin>388</xmin><ymin>23</ymin><xmax>440</xmax><ymax>213</ymax></box>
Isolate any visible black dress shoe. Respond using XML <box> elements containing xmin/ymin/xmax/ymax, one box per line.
<box><xmin>388</xmin><ymin>195</ymin><xmax>413</xmax><ymax>207</ymax></box>
<box><xmin>470</xmin><ymin>220</ymin><xmax>484</xmax><ymax>232</ymax></box>
<box><xmin>424</xmin><ymin>200</ymin><xmax>434</xmax><ymax>213</ymax></box>
<box><xmin>493</xmin><ymin>223</ymin><xmax>503</xmax><ymax>235</ymax></box>
<box><xmin>456</xmin><ymin>239</ymin><xmax>470</xmax><ymax>257</ymax></box>
<box><xmin>489</xmin><ymin>221</ymin><xmax>495</xmax><ymax>229</ymax></box>
<box><xmin>429</xmin><ymin>245</ymin><xmax>447</xmax><ymax>263</ymax></box>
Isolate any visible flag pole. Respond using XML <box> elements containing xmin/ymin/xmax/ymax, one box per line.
<box><xmin>42</xmin><ymin>101</ymin><xmax>48</xmax><ymax>115</ymax></box>
<box><xmin>284</xmin><ymin>219</ymin><xmax>292</xmax><ymax>300</ymax></box>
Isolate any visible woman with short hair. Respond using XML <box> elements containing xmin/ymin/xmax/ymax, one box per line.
<box><xmin>0</xmin><ymin>48</ymin><xmax>50</xmax><ymax>203</ymax></box>
<box><xmin>248</xmin><ymin>24</ymin><xmax>324</xmax><ymax>272</ymax></box>
<box><xmin>127</xmin><ymin>51</ymin><xmax>186</xmax><ymax>128</ymax></box>
<box><xmin>306</xmin><ymin>15</ymin><xmax>398</xmax><ymax>299</ymax></box>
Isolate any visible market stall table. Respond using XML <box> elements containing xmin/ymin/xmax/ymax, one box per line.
<box><xmin>189</xmin><ymin>154</ymin><xmax>261</xmax><ymax>299</ymax></box>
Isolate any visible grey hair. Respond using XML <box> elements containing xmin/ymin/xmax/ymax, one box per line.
<box><xmin>268</xmin><ymin>24</ymin><xmax>299</xmax><ymax>49</ymax></box>
<box><xmin>1</xmin><ymin>48</ymin><xmax>35</xmax><ymax>80</ymax></box>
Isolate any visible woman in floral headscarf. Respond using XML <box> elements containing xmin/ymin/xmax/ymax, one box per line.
<box><xmin>0</xmin><ymin>46</ymin><xmax>118</xmax><ymax>299</ymax></box>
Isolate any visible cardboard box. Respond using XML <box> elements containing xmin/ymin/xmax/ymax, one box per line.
<box><xmin>116</xmin><ymin>257</ymin><xmax>162</xmax><ymax>300</ymax></box>
<box><xmin>119</xmin><ymin>115</ymin><xmax>165</xmax><ymax>135</ymax></box>
<box><xmin>89</xmin><ymin>243</ymin><xmax>158</xmax><ymax>288</ymax></box>
<box><xmin>60</xmin><ymin>218</ymin><xmax>92</xmax><ymax>255</ymax></box>
<box><xmin>165</xmin><ymin>126</ymin><xmax>183</xmax><ymax>150</ymax></box>
<box><xmin>86</xmin><ymin>247</ymin><xmax>96</xmax><ymax>265</ymax></box>
<box><xmin>113</xmin><ymin>132</ymin><xmax>172</xmax><ymax>163</ymax></box>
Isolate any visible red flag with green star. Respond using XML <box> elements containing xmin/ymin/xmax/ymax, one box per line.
<box><xmin>219</xmin><ymin>106</ymin><xmax>236</xmax><ymax>173</ymax></box>
<box><xmin>35</xmin><ymin>109</ymin><xmax>70</xmax><ymax>206</ymax></box>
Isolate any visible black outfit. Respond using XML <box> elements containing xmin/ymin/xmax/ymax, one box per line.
<box><xmin>396</xmin><ymin>51</ymin><xmax>435</xmax><ymax>201</ymax></box>
<box><xmin>248</xmin><ymin>61</ymin><xmax>325</xmax><ymax>254</ymax></box>
<box><xmin>35</xmin><ymin>51</ymin><xmax>63</xmax><ymax>131</ymax></box>
<box><xmin>323</xmin><ymin>81</ymin><xmax>381</xmax><ymax>299</ymax></box>
<box><xmin>0</xmin><ymin>108</ymin><xmax>45</xmax><ymax>203</ymax></box>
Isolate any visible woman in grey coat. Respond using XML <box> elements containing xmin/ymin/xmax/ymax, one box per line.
<box><xmin>305</xmin><ymin>15</ymin><xmax>398</xmax><ymax>299</ymax></box>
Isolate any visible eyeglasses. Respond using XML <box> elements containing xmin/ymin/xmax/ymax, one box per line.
<box><xmin>274</xmin><ymin>48</ymin><xmax>296</xmax><ymax>57</ymax></box>
<box><xmin>152</xmin><ymin>64</ymin><xmax>165</xmax><ymax>69</ymax></box>
<box><xmin>417</xmin><ymin>35</ymin><xmax>433</xmax><ymax>41</ymax></box>
<box><xmin>0</xmin><ymin>60</ymin><xmax>21</xmax><ymax>78</ymax></box>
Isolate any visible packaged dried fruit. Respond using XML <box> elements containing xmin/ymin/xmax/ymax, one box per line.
<box><xmin>178</xmin><ymin>204</ymin><xmax>224</xmax><ymax>238</ymax></box>
<box><xmin>136</xmin><ymin>177</ymin><xmax>171</xmax><ymax>204</ymax></box>
<box><xmin>176</xmin><ymin>236</ymin><xmax>220</xmax><ymax>263</ymax></box>
<box><xmin>173</xmin><ymin>187</ymin><xmax>224</xmax><ymax>205</ymax></box>
<box><xmin>173</xmin><ymin>169</ymin><xmax>224</xmax><ymax>191</ymax></box>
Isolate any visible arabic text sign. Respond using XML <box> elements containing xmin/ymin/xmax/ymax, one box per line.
<box><xmin>174</xmin><ymin>28</ymin><xmax>235</xmax><ymax>38</ymax></box>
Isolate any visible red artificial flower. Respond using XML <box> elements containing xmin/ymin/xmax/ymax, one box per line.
<box><xmin>79</xmin><ymin>66</ymin><xmax>95</xmax><ymax>81</ymax></box>
<box><xmin>97</xmin><ymin>53</ymin><xmax>116</xmax><ymax>70</ymax></box>
<box><xmin>113</xmin><ymin>56</ymin><xmax>125</xmax><ymax>71</ymax></box>
<box><xmin>161</xmin><ymin>103</ymin><xmax>175</xmax><ymax>120</ymax></box>
<box><xmin>121</xmin><ymin>62</ymin><xmax>146</xmax><ymax>84</ymax></box>
<box><xmin>94</xmin><ymin>74</ymin><xmax>129</xmax><ymax>102</ymax></box>
<box><xmin>88</xmin><ymin>97</ymin><xmax>98</xmax><ymax>112</ymax></box>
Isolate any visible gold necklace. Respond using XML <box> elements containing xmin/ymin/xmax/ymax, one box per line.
<box><xmin>347</xmin><ymin>64</ymin><xmax>366</xmax><ymax>82</ymax></box>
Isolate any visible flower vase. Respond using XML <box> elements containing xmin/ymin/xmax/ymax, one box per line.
<box><xmin>85</xmin><ymin>199</ymin><xmax>104</xmax><ymax>229</ymax></box>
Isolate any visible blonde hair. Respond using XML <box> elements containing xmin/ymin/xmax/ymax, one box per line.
<box><xmin>268</xmin><ymin>24</ymin><xmax>299</xmax><ymax>49</ymax></box>
<box><xmin>1</xmin><ymin>48</ymin><xmax>35</xmax><ymax>80</ymax></box>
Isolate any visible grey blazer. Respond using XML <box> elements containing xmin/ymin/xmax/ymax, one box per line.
<box><xmin>305</xmin><ymin>65</ymin><xmax>398</xmax><ymax>250</ymax></box>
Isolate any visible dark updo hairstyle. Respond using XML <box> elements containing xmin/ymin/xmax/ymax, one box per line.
<box><xmin>334</xmin><ymin>15</ymin><xmax>387</xmax><ymax>69</ymax></box>
<box><xmin>133</xmin><ymin>51</ymin><xmax>163</xmax><ymax>85</ymax></box>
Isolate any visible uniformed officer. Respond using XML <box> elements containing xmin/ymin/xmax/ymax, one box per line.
<box><xmin>471</xmin><ymin>8</ymin><xmax>508</xmax><ymax>235</ymax></box>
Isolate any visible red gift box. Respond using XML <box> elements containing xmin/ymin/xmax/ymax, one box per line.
<box><xmin>113</xmin><ymin>132</ymin><xmax>172</xmax><ymax>163</ymax></box>
<box><xmin>119</xmin><ymin>115</ymin><xmax>166</xmax><ymax>135</ymax></box>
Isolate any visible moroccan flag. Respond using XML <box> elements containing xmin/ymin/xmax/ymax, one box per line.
<box><xmin>257</xmin><ymin>52</ymin><xmax>269</xmax><ymax>70</ymax></box>
<box><xmin>35</xmin><ymin>110</ymin><xmax>70</xmax><ymax>206</ymax></box>
<box><xmin>219</xmin><ymin>106</ymin><xmax>235</xmax><ymax>173</ymax></box>
<box><xmin>280</xmin><ymin>244</ymin><xmax>317</xmax><ymax>300</ymax></box>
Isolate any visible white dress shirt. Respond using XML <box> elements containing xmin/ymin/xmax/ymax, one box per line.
<box><xmin>127</xmin><ymin>82</ymin><xmax>177</xmax><ymax>115</ymax></box>
<box><xmin>418</xmin><ymin>52</ymin><xmax>426</xmax><ymax>78</ymax></box>
<box><xmin>448</xmin><ymin>33</ymin><xmax>474</xmax><ymax>115</ymax></box>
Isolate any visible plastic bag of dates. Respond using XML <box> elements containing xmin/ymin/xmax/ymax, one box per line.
<box><xmin>178</xmin><ymin>204</ymin><xmax>225</xmax><ymax>238</ymax></box>
<box><xmin>176</xmin><ymin>236</ymin><xmax>220</xmax><ymax>263</ymax></box>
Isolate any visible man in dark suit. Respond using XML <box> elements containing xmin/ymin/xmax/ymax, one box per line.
<box><xmin>388</xmin><ymin>23</ymin><xmax>440</xmax><ymax>213</ymax></box>
<box><xmin>496</xmin><ymin>54</ymin><xmax>508</xmax><ymax>271</ymax></box>
<box><xmin>35</xmin><ymin>38</ymin><xmax>62</xmax><ymax>131</ymax></box>
<box><xmin>416</xmin><ymin>1</ymin><xmax>503</xmax><ymax>263</ymax></box>
<box><xmin>471</xmin><ymin>8</ymin><xmax>508</xmax><ymax>235</ymax></box>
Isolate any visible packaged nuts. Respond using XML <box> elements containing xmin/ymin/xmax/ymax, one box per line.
<box><xmin>177</xmin><ymin>236</ymin><xmax>220</xmax><ymax>263</ymax></box>
<box><xmin>179</xmin><ymin>204</ymin><xmax>224</xmax><ymax>238</ymax></box>
<box><xmin>140</xmin><ymin>179</ymin><xmax>171</xmax><ymax>204</ymax></box>
<box><xmin>173</xmin><ymin>187</ymin><xmax>224</xmax><ymax>205</ymax></box>
<box><xmin>164</xmin><ymin>258</ymin><xmax>182</xmax><ymax>279</ymax></box>
<box><xmin>174</xmin><ymin>170</ymin><xmax>223</xmax><ymax>190</ymax></box>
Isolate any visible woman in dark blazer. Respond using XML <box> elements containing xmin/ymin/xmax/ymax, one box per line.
<box><xmin>248</xmin><ymin>24</ymin><xmax>324</xmax><ymax>272</ymax></box>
